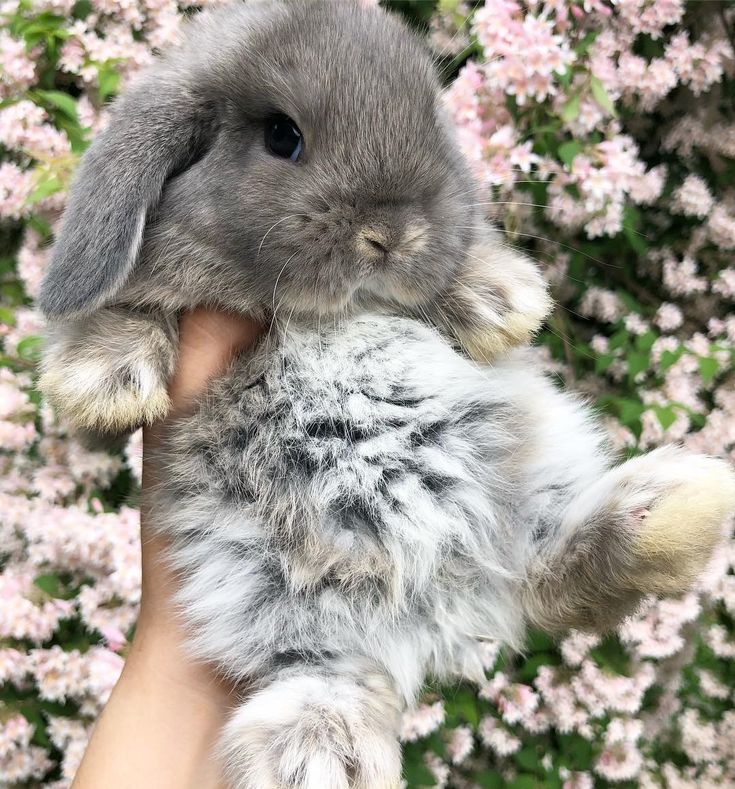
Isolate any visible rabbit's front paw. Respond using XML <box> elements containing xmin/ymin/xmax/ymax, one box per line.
<box><xmin>41</xmin><ymin>353</ymin><xmax>170</xmax><ymax>433</ymax></box>
<box><xmin>220</xmin><ymin>668</ymin><xmax>402</xmax><ymax>789</ymax></box>
<box><xmin>625</xmin><ymin>448</ymin><xmax>735</xmax><ymax>593</ymax></box>
<box><xmin>436</xmin><ymin>233</ymin><xmax>552</xmax><ymax>363</ymax></box>
<box><xmin>41</xmin><ymin>309</ymin><xmax>175</xmax><ymax>433</ymax></box>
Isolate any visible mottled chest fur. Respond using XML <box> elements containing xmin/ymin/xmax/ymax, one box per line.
<box><xmin>163</xmin><ymin>316</ymin><xmax>527</xmax><ymax>597</ymax></box>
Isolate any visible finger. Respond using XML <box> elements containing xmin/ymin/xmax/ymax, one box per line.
<box><xmin>167</xmin><ymin>308</ymin><xmax>263</xmax><ymax>413</ymax></box>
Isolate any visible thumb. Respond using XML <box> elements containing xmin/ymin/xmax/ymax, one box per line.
<box><xmin>167</xmin><ymin>308</ymin><xmax>263</xmax><ymax>414</ymax></box>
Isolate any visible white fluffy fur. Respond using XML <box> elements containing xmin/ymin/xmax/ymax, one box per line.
<box><xmin>147</xmin><ymin>314</ymin><xmax>735</xmax><ymax>787</ymax></box>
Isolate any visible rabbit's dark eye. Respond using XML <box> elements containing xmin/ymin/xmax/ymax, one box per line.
<box><xmin>265</xmin><ymin>115</ymin><xmax>303</xmax><ymax>162</ymax></box>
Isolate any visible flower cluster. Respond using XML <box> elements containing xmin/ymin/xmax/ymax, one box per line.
<box><xmin>1</xmin><ymin>0</ymin><xmax>734</xmax><ymax>786</ymax></box>
<box><xmin>397</xmin><ymin>0</ymin><xmax>735</xmax><ymax>786</ymax></box>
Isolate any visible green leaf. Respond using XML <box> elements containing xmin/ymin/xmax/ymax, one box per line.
<box><xmin>591</xmin><ymin>635</ymin><xmax>631</xmax><ymax>675</ymax></box>
<box><xmin>525</xmin><ymin>630</ymin><xmax>556</xmax><ymax>652</ymax></box>
<box><xmin>517</xmin><ymin>652</ymin><xmax>561</xmax><ymax>683</ymax></box>
<box><xmin>508</xmin><ymin>775</ymin><xmax>540</xmax><ymax>789</ymax></box>
<box><xmin>402</xmin><ymin>759</ymin><xmax>437</xmax><ymax>787</ymax></box>
<box><xmin>617</xmin><ymin>398</ymin><xmax>645</xmax><ymax>430</ymax></box>
<box><xmin>446</xmin><ymin>686</ymin><xmax>480</xmax><ymax>727</ymax></box>
<box><xmin>616</xmin><ymin>290</ymin><xmax>645</xmax><ymax>315</ymax></box>
<box><xmin>560</xmin><ymin>92</ymin><xmax>581</xmax><ymax>123</ymax></box>
<box><xmin>97</xmin><ymin>62</ymin><xmax>122</xmax><ymax>101</ymax></box>
<box><xmin>16</xmin><ymin>335</ymin><xmax>43</xmax><ymax>362</ymax></box>
<box><xmin>653</xmin><ymin>405</ymin><xmax>676</xmax><ymax>431</ymax></box>
<box><xmin>575</xmin><ymin>31</ymin><xmax>599</xmax><ymax>57</ymax></box>
<box><xmin>623</xmin><ymin>222</ymin><xmax>648</xmax><ymax>255</ymax></box>
<box><xmin>557</xmin><ymin>140</ymin><xmax>581</xmax><ymax>167</ymax></box>
<box><xmin>476</xmin><ymin>772</ymin><xmax>504</xmax><ymax>789</ymax></box>
<box><xmin>33</xmin><ymin>89</ymin><xmax>78</xmax><ymax>121</ymax></box>
<box><xmin>590</xmin><ymin>75</ymin><xmax>617</xmax><ymax>117</ymax></box>
<box><xmin>608</xmin><ymin>328</ymin><xmax>630</xmax><ymax>351</ymax></box>
<box><xmin>22</xmin><ymin>707</ymin><xmax>52</xmax><ymax>749</ymax></box>
<box><xmin>556</xmin><ymin>67</ymin><xmax>572</xmax><ymax>89</ymax></box>
<box><xmin>0</xmin><ymin>306</ymin><xmax>16</xmax><ymax>326</ymax></box>
<box><xmin>635</xmin><ymin>330</ymin><xmax>657</xmax><ymax>354</ymax></box>
<box><xmin>698</xmin><ymin>356</ymin><xmax>719</xmax><ymax>384</ymax></box>
<box><xmin>14</xmin><ymin>13</ymin><xmax>69</xmax><ymax>47</ymax></box>
<box><xmin>34</xmin><ymin>573</ymin><xmax>62</xmax><ymax>597</ymax></box>
<box><xmin>626</xmin><ymin>350</ymin><xmax>649</xmax><ymax>379</ymax></box>
<box><xmin>557</xmin><ymin>732</ymin><xmax>594</xmax><ymax>769</ymax></box>
<box><xmin>659</xmin><ymin>348</ymin><xmax>683</xmax><ymax>371</ymax></box>
<box><xmin>594</xmin><ymin>353</ymin><xmax>615</xmax><ymax>374</ymax></box>
<box><xmin>690</xmin><ymin>412</ymin><xmax>707</xmax><ymax>430</ymax></box>
<box><xmin>27</xmin><ymin>174</ymin><xmax>63</xmax><ymax>205</ymax></box>
<box><xmin>621</xmin><ymin>204</ymin><xmax>648</xmax><ymax>255</ymax></box>
<box><xmin>514</xmin><ymin>746</ymin><xmax>544</xmax><ymax>775</ymax></box>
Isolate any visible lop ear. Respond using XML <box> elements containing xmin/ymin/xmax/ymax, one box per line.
<box><xmin>38</xmin><ymin>74</ymin><xmax>214</xmax><ymax>317</ymax></box>
<box><xmin>435</xmin><ymin>228</ymin><xmax>553</xmax><ymax>362</ymax></box>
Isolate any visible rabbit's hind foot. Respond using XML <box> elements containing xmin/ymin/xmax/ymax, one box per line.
<box><xmin>219</xmin><ymin>663</ymin><xmax>402</xmax><ymax>789</ymax></box>
<box><xmin>626</xmin><ymin>447</ymin><xmax>735</xmax><ymax>594</ymax></box>
<box><xmin>526</xmin><ymin>446</ymin><xmax>735</xmax><ymax>633</ymax></box>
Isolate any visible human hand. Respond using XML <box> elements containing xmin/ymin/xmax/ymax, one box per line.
<box><xmin>72</xmin><ymin>309</ymin><xmax>263</xmax><ymax>789</ymax></box>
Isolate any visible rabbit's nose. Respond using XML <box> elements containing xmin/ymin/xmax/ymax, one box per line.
<box><xmin>357</xmin><ymin>227</ymin><xmax>392</xmax><ymax>260</ymax></box>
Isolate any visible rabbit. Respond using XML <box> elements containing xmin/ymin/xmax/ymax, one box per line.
<box><xmin>36</xmin><ymin>1</ymin><xmax>735</xmax><ymax>787</ymax></box>
<box><xmin>38</xmin><ymin>0</ymin><xmax>550</xmax><ymax>437</ymax></box>
<box><xmin>148</xmin><ymin>312</ymin><xmax>735</xmax><ymax>788</ymax></box>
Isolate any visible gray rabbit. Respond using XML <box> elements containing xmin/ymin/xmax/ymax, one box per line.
<box><xmin>38</xmin><ymin>2</ymin><xmax>735</xmax><ymax>788</ymax></box>
<box><xmin>39</xmin><ymin>0</ymin><xmax>547</xmax><ymax>434</ymax></box>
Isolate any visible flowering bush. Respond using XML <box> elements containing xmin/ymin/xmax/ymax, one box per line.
<box><xmin>0</xmin><ymin>0</ymin><xmax>734</xmax><ymax>786</ymax></box>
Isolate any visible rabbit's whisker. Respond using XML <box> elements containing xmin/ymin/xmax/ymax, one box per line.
<box><xmin>509</xmin><ymin>231</ymin><xmax>622</xmax><ymax>270</ymax></box>
<box><xmin>468</xmin><ymin>201</ymin><xmax>548</xmax><ymax>209</ymax></box>
<box><xmin>257</xmin><ymin>215</ymin><xmax>306</xmax><ymax>257</ymax></box>
<box><xmin>271</xmin><ymin>251</ymin><xmax>299</xmax><ymax>312</ymax></box>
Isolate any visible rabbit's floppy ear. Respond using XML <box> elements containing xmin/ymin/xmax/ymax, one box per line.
<box><xmin>434</xmin><ymin>228</ymin><xmax>553</xmax><ymax>362</ymax></box>
<box><xmin>38</xmin><ymin>73</ymin><xmax>215</xmax><ymax>318</ymax></box>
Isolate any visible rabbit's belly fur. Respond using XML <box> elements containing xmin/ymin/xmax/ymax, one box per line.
<box><xmin>155</xmin><ymin>316</ymin><xmax>594</xmax><ymax>684</ymax></box>
<box><xmin>150</xmin><ymin>314</ymin><xmax>735</xmax><ymax>788</ymax></box>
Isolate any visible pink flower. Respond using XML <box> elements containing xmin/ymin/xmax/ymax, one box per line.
<box><xmin>0</xmin><ymin>162</ymin><xmax>34</xmax><ymax>219</ymax></box>
<box><xmin>624</xmin><ymin>314</ymin><xmax>649</xmax><ymax>336</ymax></box>
<box><xmin>0</xmin><ymin>33</ymin><xmax>36</xmax><ymax>94</ymax></box>
<box><xmin>595</xmin><ymin>739</ymin><xmax>643</xmax><ymax>781</ymax></box>
<box><xmin>473</xmin><ymin>2</ymin><xmax>575</xmax><ymax>106</ymax></box>
<box><xmin>562</xmin><ymin>771</ymin><xmax>594</xmax><ymax>789</ymax></box>
<box><xmin>662</xmin><ymin>255</ymin><xmax>708</xmax><ymax>296</ymax></box>
<box><xmin>655</xmin><ymin>303</ymin><xmax>684</xmax><ymax>332</ymax></box>
<box><xmin>579</xmin><ymin>287</ymin><xmax>623</xmax><ymax>323</ymax></box>
<box><xmin>479</xmin><ymin>716</ymin><xmax>521</xmax><ymax>755</ymax></box>
<box><xmin>672</xmin><ymin>175</ymin><xmax>715</xmax><ymax>218</ymax></box>
<box><xmin>560</xmin><ymin>631</ymin><xmax>601</xmax><ymax>667</ymax></box>
<box><xmin>708</xmin><ymin>205</ymin><xmax>735</xmax><ymax>251</ymax></box>
<box><xmin>620</xmin><ymin>595</ymin><xmax>701</xmax><ymax>659</ymax></box>
<box><xmin>400</xmin><ymin>702</ymin><xmax>445</xmax><ymax>742</ymax></box>
<box><xmin>446</xmin><ymin>725</ymin><xmax>474</xmax><ymax>764</ymax></box>
<box><xmin>697</xmin><ymin>669</ymin><xmax>730</xmax><ymax>701</ymax></box>
<box><xmin>712</xmin><ymin>268</ymin><xmax>735</xmax><ymax>299</ymax></box>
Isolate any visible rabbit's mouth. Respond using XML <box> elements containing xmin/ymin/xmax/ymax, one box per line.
<box><xmin>268</xmin><ymin>265</ymin><xmax>434</xmax><ymax>320</ymax></box>
<box><xmin>356</xmin><ymin>275</ymin><xmax>434</xmax><ymax>312</ymax></box>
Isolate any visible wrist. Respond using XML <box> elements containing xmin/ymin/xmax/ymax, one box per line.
<box><xmin>125</xmin><ymin>613</ymin><xmax>234</xmax><ymax>704</ymax></box>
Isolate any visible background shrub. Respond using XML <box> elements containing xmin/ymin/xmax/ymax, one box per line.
<box><xmin>0</xmin><ymin>1</ymin><xmax>733</xmax><ymax>786</ymax></box>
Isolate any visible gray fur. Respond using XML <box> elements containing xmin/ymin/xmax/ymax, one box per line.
<box><xmin>39</xmin><ymin>0</ymin><xmax>551</xmax><ymax>436</ymax></box>
<box><xmin>40</xmin><ymin>0</ymin><xmax>477</xmax><ymax>320</ymax></box>
<box><xmin>150</xmin><ymin>315</ymin><xmax>734</xmax><ymax>787</ymax></box>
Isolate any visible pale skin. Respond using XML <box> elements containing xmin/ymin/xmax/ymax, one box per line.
<box><xmin>72</xmin><ymin>309</ymin><xmax>264</xmax><ymax>789</ymax></box>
